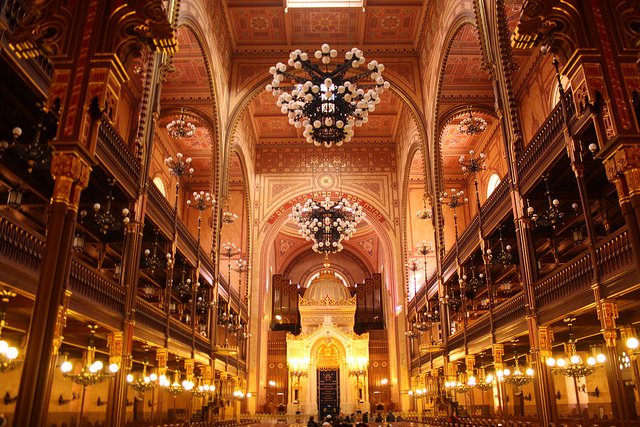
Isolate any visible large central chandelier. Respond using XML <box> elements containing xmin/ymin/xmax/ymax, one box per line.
<box><xmin>291</xmin><ymin>197</ymin><xmax>365</xmax><ymax>253</ymax></box>
<box><xmin>266</xmin><ymin>44</ymin><xmax>389</xmax><ymax>147</ymax></box>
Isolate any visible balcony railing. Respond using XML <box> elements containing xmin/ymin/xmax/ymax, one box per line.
<box><xmin>96</xmin><ymin>118</ymin><xmax>140</xmax><ymax>197</ymax></box>
<box><xmin>68</xmin><ymin>259</ymin><xmax>125</xmax><ymax>316</ymax></box>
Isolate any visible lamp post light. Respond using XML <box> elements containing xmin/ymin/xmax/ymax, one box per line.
<box><xmin>289</xmin><ymin>357</ymin><xmax>309</xmax><ymax>409</ymax></box>
<box><xmin>349</xmin><ymin>357</ymin><xmax>369</xmax><ymax>407</ymax></box>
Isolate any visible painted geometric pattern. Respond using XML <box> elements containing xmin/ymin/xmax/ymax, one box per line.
<box><xmin>290</xmin><ymin>9</ymin><xmax>358</xmax><ymax>43</ymax></box>
<box><xmin>230</xmin><ymin>8</ymin><xmax>287</xmax><ymax>44</ymax></box>
<box><xmin>256</xmin><ymin>146</ymin><xmax>396</xmax><ymax>173</ymax></box>
<box><xmin>364</xmin><ymin>7</ymin><xmax>420</xmax><ymax>43</ymax></box>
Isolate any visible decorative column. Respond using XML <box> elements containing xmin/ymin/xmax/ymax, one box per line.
<box><xmin>535</xmin><ymin>326</ymin><xmax>558</xmax><ymax>424</ymax></box>
<box><xmin>8</xmin><ymin>2</ymin><xmax>174</xmax><ymax>425</ymax></box>
<box><xmin>14</xmin><ymin>153</ymin><xmax>91</xmax><ymax>426</ymax></box>
<box><xmin>492</xmin><ymin>344</ymin><xmax>505</xmax><ymax>419</ymax></box>
<box><xmin>598</xmin><ymin>300</ymin><xmax>630</xmax><ymax>422</ymax></box>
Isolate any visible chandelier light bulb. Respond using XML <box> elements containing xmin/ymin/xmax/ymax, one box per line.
<box><xmin>587</xmin><ymin>356</ymin><xmax>596</xmax><ymax>366</ymax></box>
<box><xmin>526</xmin><ymin>368</ymin><xmax>534</xmax><ymax>376</ymax></box>
<box><xmin>109</xmin><ymin>362</ymin><xmax>119</xmax><ymax>373</ymax></box>
<box><xmin>556</xmin><ymin>358</ymin><xmax>566</xmax><ymax>367</ymax></box>
<box><xmin>596</xmin><ymin>353</ymin><xmax>606</xmax><ymax>363</ymax></box>
<box><xmin>61</xmin><ymin>360</ymin><xmax>73</xmax><ymax>373</ymax></box>
<box><xmin>627</xmin><ymin>337</ymin><xmax>640</xmax><ymax>350</ymax></box>
<box><xmin>0</xmin><ymin>340</ymin><xmax>7</xmax><ymax>354</ymax></box>
<box><xmin>570</xmin><ymin>354</ymin><xmax>581</xmax><ymax>364</ymax></box>
<box><xmin>485</xmin><ymin>374</ymin><xmax>494</xmax><ymax>384</ymax></box>
<box><xmin>5</xmin><ymin>346</ymin><xmax>18</xmax><ymax>360</ymax></box>
<box><xmin>126</xmin><ymin>374</ymin><xmax>134</xmax><ymax>383</ymax></box>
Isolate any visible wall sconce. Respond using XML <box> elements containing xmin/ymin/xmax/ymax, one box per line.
<box><xmin>556</xmin><ymin>390</ymin><xmax>561</xmax><ymax>400</ymax></box>
<box><xmin>572</xmin><ymin>226</ymin><xmax>584</xmax><ymax>244</ymax></box>
<box><xmin>579</xmin><ymin>384</ymin><xmax>600</xmax><ymax>397</ymax></box>
<box><xmin>58</xmin><ymin>392</ymin><xmax>80</xmax><ymax>405</ymax></box>
<box><xmin>3</xmin><ymin>391</ymin><xmax>17</xmax><ymax>404</ymax></box>
<box><xmin>6</xmin><ymin>185</ymin><xmax>23</xmax><ymax>209</ymax></box>
<box><xmin>97</xmin><ymin>397</ymin><xmax>107</xmax><ymax>407</ymax></box>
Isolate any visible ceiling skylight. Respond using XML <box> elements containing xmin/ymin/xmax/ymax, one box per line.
<box><xmin>286</xmin><ymin>0</ymin><xmax>363</xmax><ymax>8</ymax></box>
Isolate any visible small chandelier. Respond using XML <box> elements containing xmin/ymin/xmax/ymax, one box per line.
<box><xmin>290</xmin><ymin>197</ymin><xmax>365</xmax><ymax>253</ymax></box>
<box><xmin>458</xmin><ymin>107</ymin><xmax>487</xmax><ymax>136</ymax></box>
<box><xmin>266</xmin><ymin>44</ymin><xmax>389</xmax><ymax>147</ymax></box>
<box><xmin>0</xmin><ymin>289</ymin><xmax>21</xmax><ymax>373</ymax></box>
<box><xmin>546</xmin><ymin>320</ymin><xmax>606</xmax><ymax>378</ymax></box>
<box><xmin>166</xmin><ymin>108</ymin><xmax>196</xmax><ymax>139</ymax></box>
<box><xmin>502</xmin><ymin>355</ymin><xmax>535</xmax><ymax>387</ymax></box>
<box><xmin>221</xmin><ymin>196</ymin><xmax>238</xmax><ymax>224</ymax></box>
<box><xmin>416</xmin><ymin>195</ymin><xmax>433</xmax><ymax>220</ymax></box>
<box><xmin>164</xmin><ymin>152</ymin><xmax>193</xmax><ymax>178</ymax></box>
<box><xmin>526</xmin><ymin>175</ymin><xmax>574</xmax><ymax>229</ymax></box>
<box><xmin>92</xmin><ymin>180</ymin><xmax>130</xmax><ymax>234</ymax></box>
<box><xmin>143</xmin><ymin>231</ymin><xmax>164</xmax><ymax>274</ymax></box>
<box><xmin>126</xmin><ymin>359</ymin><xmax>157</xmax><ymax>393</ymax></box>
<box><xmin>488</xmin><ymin>228</ymin><xmax>512</xmax><ymax>267</ymax></box>
<box><xmin>60</xmin><ymin>325</ymin><xmax>119</xmax><ymax>386</ymax></box>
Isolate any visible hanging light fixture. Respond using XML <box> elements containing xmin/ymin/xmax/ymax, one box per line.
<box><xmin>166</xmin><ymin>108</ymin><xmax>196</xmax><ymax>139</ymax></box>
<box><xmin>502</xmin><ymin>354</ymin><xmax>535</xmax><ymax>387</ymax></box>
<box><xmin>0</xmin><ymin>289</ymin><xmax>21</xmax><ymax>373</ymax></box>
<box><xmin>173</xmin><ymin>260</ymin><xmax>192</xmax><ymax>303</ymax></box>
<box><xmin>6</xmin><ymin>184</ymin><xmax>23</xmax><ymax>209</ymax></box>
<box><xmin>416</xmin><ymin>194</ymin><xmax>433</xmax><ymax>220</ymax></box>
<box><xmin>488</xmin><ymin>227</ymin><xmax>512</xmax><ymax>267</ymax></box>
<box><xmin>290</xmin><ymin>196</ymin><xmax>365</xmax><ymax>253</ymax></box>
<box><xmin>546</xmin><ymin>319</ymin><xmax>606</xmax><ymax>378</ymax></box>
<box><xmin>126</xmin><ymin>357</ymin><xmax>157</xmax><ymax>393</ymax></box>
<box><xmin>60</xmin><ymin>325</ymin><xmax>119</xmax><ymax>386</ymax></box>
<box><xmin>458</xmin><ymin>106</ymin><xmax>487</xmax><ymax>136</ymax></box>
<box><xmin>526</xmin><ymin>175</ymin><xmax>574</xmax><ymax>229</ymax></box>
<box><xmin>266</xmin><ymin>44</ymin><xmax>389</xmax><ymax>147</ymax></box>
<box><xmin>144</xmin><ymin>231</ymin><xmax>164</xmax><ymax>274</ymax></box>
<box><xmin>72</xmin><ymin>210</ymin><xmax>87</xmax><ymax>252</ymax></box>
<box><xmin>16</xmin><ymin>107</ymin><xmax>56</xmax><ymax>173</ymax></box>
<box><xmin>92</xmin><ymin>180</ymin><xmax>130</xmax><ymax>234</ymax></box>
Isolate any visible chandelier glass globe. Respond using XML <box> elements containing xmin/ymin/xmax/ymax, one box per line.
<box><xmin>266</xmin><ymin>44</ymin><xmax>389</xmax><ymax>147</ymax></box>
<box><xmin>290</xmin><ymin>196</ymin><xmax>365</xmax><ymax>253</ymax></box>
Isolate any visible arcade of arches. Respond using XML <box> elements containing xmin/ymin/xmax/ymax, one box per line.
<box><xmin>0</xmin><ymin>1</ymin><xmax>639</xmax><ymax>426</ymax></box>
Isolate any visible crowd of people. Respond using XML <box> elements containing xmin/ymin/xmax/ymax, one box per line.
<box><xmin>307</xmin><ymin>410</ymin><xmax>402</xmax><ymax>427</ymax></box>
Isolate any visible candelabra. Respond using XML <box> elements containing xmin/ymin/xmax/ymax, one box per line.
<box><xmin>92</xmin><ymin>180</ymin><xmax>130</xmax><ymax>234</ymax></box>
<box><xmin>0</xmin><ymin>289</ymin><xmax>21</xmax><ymax>372</ymax></box>
<box><xmin>164</xmin><ymin>152</ymin><xmax>194</xmax><ymax>178</ymax></box>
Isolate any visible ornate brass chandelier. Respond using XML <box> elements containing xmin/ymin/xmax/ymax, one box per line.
<box><xmin>266</xmin><ymin>44</ymin><xmax>389</xmax><ymax>147</ymax></box>
<box><xmin>458</xmin><ymin>106</ymin><xmax>487</xmax><ymax>136</ymax></box>
<box><xmin>290</xmin><ymin>196</ymin><xmax>365</xmax><ymax>253</ymax></box>
<box><xmin>166</xmin><ymin>108</ymin><xmax>196</xmax><ymax>139</ymax></box>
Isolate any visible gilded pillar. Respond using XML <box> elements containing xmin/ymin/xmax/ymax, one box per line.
<box><xmin>597</xmin><ymin>299</ymin><xmax>630</xmax><ymax>422</ymax></box>
<box><xmin>14</xmin><ymin>153</ymin><xmax>91</xmax><ymax>426</ymax></box>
